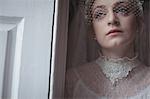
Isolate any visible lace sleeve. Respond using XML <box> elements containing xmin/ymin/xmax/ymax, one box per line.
<box><xmin>64</xmin><ymin>68</ymin><xmax>79</xmax><ymax>99</ymax></box>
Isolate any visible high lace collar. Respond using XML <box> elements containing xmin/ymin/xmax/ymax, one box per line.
<box><xmin>95</xmin><ymin>54</ymin><xmax>140</xmax><ymax>86</ymax></box>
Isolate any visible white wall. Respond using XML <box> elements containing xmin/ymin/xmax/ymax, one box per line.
<box><xmin>0</xmin><ymin>0</ymin><xmax>54</xmax><ymax>99</ymax></box>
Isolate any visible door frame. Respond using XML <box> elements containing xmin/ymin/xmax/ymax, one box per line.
<box><xmin>0</xmin><ymin>16</ymin><xmax>24</xmax><ymax>99</ymax></box>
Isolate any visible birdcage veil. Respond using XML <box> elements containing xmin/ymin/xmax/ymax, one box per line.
<box><xmin>66</xmin><ymin>0</ymin><xmax>150</xmax><ymax>69</ymax></box>
<box><xmin>82</xmin><ymin>0</ymin><xmax>144</xmax><ymax>24</ymax></box>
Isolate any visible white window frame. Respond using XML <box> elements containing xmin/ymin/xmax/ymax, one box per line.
<box><xmin>49</xmin><ymin>0</ymin><xmax>69</xmax><ymax>99</ymax></box>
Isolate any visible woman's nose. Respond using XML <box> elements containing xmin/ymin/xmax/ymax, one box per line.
<box><xmin>107</xmin><ymin>10</ymin><xmax>120</xmax><ymax>26</ymax></box>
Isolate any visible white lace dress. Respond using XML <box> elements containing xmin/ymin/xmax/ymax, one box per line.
<box><xmin>65</xmin><ymin>58</ymin><xmax>150</xmax><ymax>99</ymax></box>
<box><xmin>73</xmin><ymin>78</ymin><xmax>150</xmax><ymax>99</ymax></box>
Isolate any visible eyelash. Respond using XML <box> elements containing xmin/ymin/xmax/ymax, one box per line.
<box><xmin>93</xmin><ymin>9</ymin><xmax>107</xmax><ymax>20</ymax></box>
<box><xmin>113</xmin><ymin>6</ymin><xmax>130</xmax><ymax>16</ymax></box>
<box><xmin>93</xmin><ymin>5</ymin><xmax>131</xmax><ymax>21</ymax></box>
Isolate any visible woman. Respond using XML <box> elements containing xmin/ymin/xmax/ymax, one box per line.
<box><xmin>65</xmin><ymin>0</ymin><xmax>150</xmax><ymax>99</ymax></box>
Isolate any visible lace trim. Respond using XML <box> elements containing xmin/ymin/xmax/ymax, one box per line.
<box><xmin>95</xmin><ymin>54</ymin><xmax>139</xmax><ymax>86</ymax></box>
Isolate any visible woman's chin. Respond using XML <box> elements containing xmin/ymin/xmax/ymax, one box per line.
<box><xmin>98</xmin><ymin>38</ymin><xmax>132</xmax><ymax>49</ymax></box>
<box><xmin>102</xmin><ymin>41</ymin><xmax>126</xmax><ymax>49</ymax></box>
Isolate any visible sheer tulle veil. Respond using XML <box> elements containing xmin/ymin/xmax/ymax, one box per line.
<box><xmin>66</xmin><ymin>0</ymin><xmax>150</xmax><ymax>69</ymax></box>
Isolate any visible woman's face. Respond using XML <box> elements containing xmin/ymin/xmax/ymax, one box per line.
<box><xmin>92</xmin><ymin>0</ymin><xmax>139</xmax><ymax>49</ymax></box>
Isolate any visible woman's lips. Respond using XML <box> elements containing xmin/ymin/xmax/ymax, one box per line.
<box><xmin>107</xmin><ymin>29</ymin><xmax>123</xmax><ymax>36</ymax></box>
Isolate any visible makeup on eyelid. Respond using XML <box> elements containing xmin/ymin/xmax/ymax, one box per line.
<box><xmin>92</xmin><ymin>1</ymin><xmax>139</xmax><ymax>21</ymax></box>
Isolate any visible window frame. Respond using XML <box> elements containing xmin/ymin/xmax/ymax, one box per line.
<box><xmin>49</xmin><ymin>0</ymin><xmax>69</xmax><ymax>99</ymax></box>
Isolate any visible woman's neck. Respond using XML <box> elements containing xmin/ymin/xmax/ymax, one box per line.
<box><xmin>101</xmin><ymin>45</ymin><xmax>135</xmax><ymax>59</ymax></box>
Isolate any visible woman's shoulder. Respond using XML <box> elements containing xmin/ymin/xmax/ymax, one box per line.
<box><xmin>73</xmin><ymin>61</ymin><xmax>101</xmax><ymax>79</ymax></box>
<box><xmin>133</xmin><ymin>63</ymin><xmax>150</xmax><ymax>86</ymax></box>
<box><xmin>133</xmin><ymin>65</ymin><xmax>150</xmax><ymax>98</ymax></box>
<box><xmin>65</xmin><ymin>61</ymin><xmax>97</xmax><ymax>80</ymax></box>
<box><xmin>65</xmin><ymin>60</ymin><xmax>99</xmax><ymax>85</ymax></box>
<box><xmin>138</xmin><ymin>64</ymin><xmax>150</xmax><ymax>78</ymax></box>
<box><xmin>142</xmin><ymin>65</ymin><xmax>150</xmax><ymax>83</ymax></box>
<box><xmin>64</xmin><ymin>62</ymin><xmax>97</xmax><ymax>98</ymax></box>
<box><xmin>65</xmin><ymin>67</ymin><xmax>79</xmax><ymax>86</ymax></box>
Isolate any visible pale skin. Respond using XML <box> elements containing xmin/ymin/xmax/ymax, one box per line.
<box><xmin>92</xmin><ymin>0</ymin><xmax>142</xmax><ymax>58</ymax></box>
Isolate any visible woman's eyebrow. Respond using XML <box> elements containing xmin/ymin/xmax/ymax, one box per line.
<box><xmin>93</xmin><ymin>5</ymin><xmax>106</xmax><ymax>11</ymax></box>
<box><xmin>113</xmin><ymin>1</ymin><xmax>128</xmax><ymax>7</ymax></box>
<box><xmin>93</xmin><ymin>1</ymin><xmax>129</xmax><ymax>12</ymax></box>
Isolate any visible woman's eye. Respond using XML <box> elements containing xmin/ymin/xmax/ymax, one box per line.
<box><xmin>114</xmin><ymin>6</ymin><xmax>131</xmax><ymax>16</ymax></box>
<box><xmin>93</xmin><ymin>10</ymin><xmax>107</xmax><ymax>20</ymax></box>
